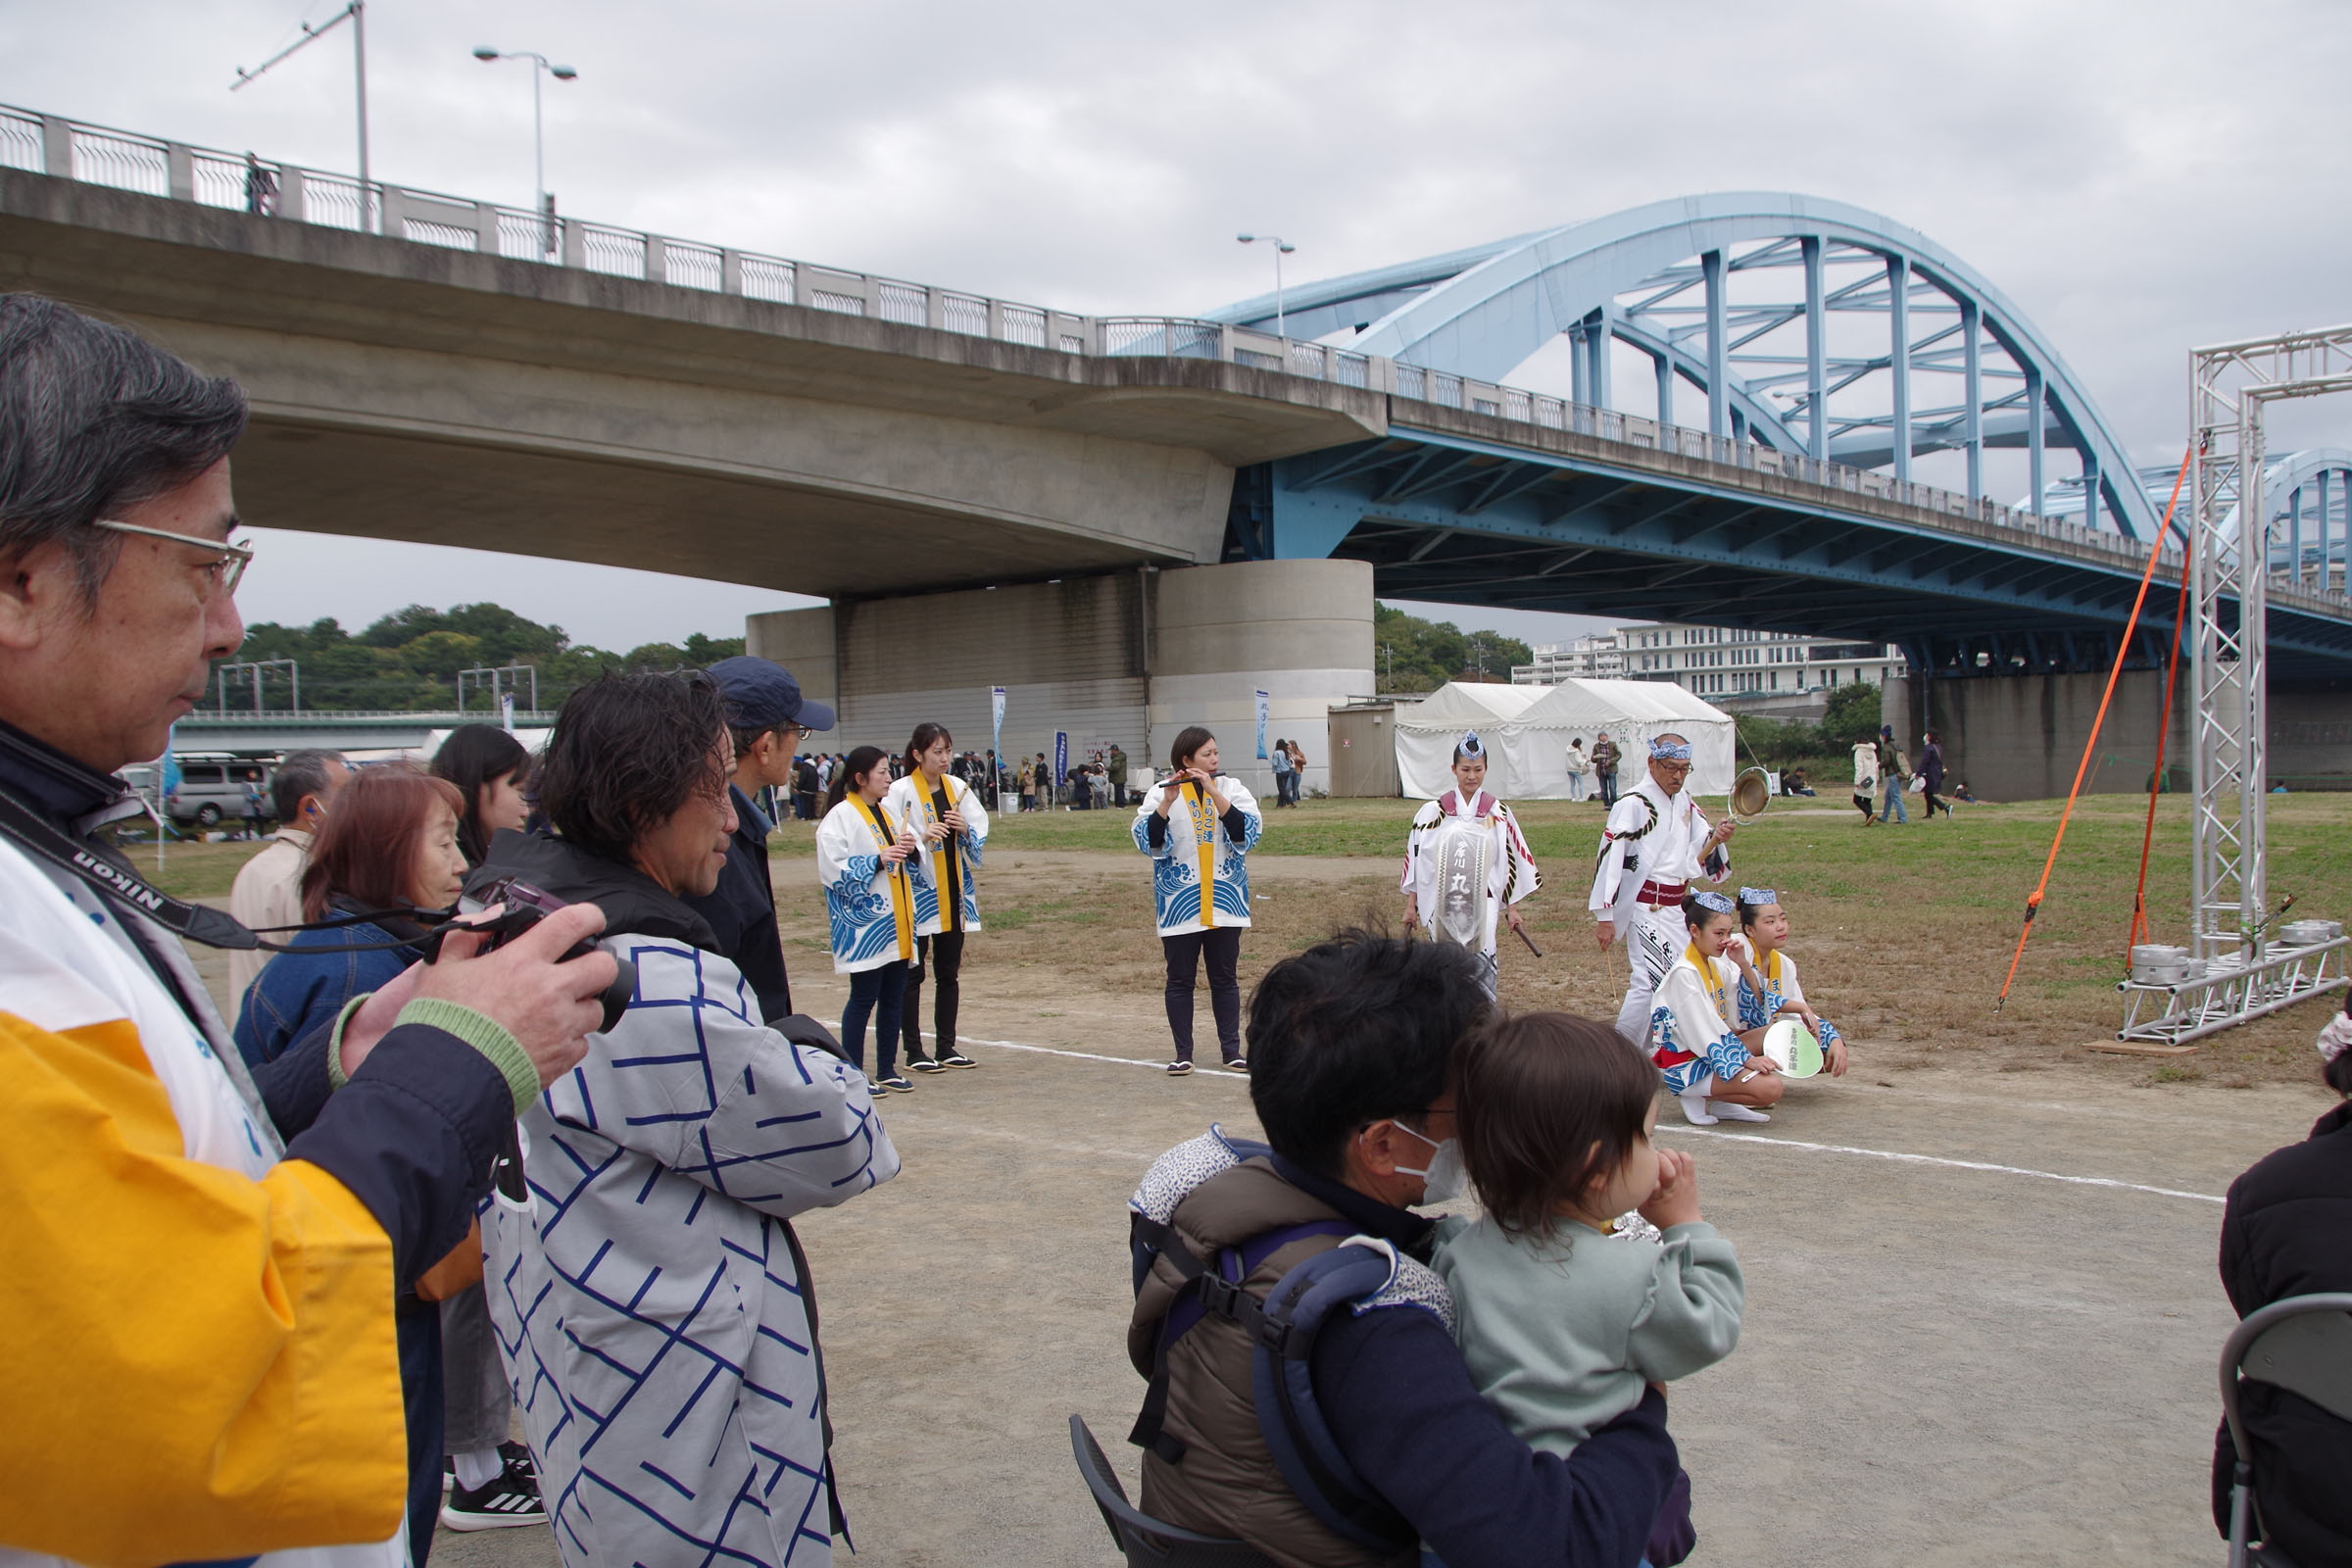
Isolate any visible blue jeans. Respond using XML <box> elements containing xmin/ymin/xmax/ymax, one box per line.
<box><xmin>842</xmin><ymin>960</ymin><xmax>908</xmax><ymax>1079</ymax></box>
<box><xmin>1882</xmin><ymin>776</ymin><xmax>1910</xmax><ymax>822</ymax></box>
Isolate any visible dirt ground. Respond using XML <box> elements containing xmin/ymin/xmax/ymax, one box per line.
<box><xmin>177</xmin><ymin>815</ymin><xmax>2348</xmax><ymax>1568</ymax></box>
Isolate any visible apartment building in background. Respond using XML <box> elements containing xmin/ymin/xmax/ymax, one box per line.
<box><xmin>1514</xmin><ymin>621</ymin><xmax>1906</xmax><ymax>696</ymax></box>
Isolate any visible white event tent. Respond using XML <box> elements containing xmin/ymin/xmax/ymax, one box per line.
<box><xmin>1395</xmin><ymin>679</ymin><xmax>1738</xmax><ymax>800</ymax></box>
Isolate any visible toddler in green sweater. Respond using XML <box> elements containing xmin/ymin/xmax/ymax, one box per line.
<box><xmin>1433</xmin><ymin>1011</ymin><xmax>1744</xmax><ymax>1464</ymax></box>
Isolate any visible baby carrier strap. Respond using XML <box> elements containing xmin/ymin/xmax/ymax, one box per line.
<box><xmin>1129</xmin><ymin>1209</ymin><xmax>1421</xmax><ymax>1554</ymax></box>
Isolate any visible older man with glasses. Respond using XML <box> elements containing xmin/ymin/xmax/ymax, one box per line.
<box><xmin>1589</xmin><ymin>732</ymin><xmax>1739</xmax><ymax>1047</ymax></box>
<box><xmin>0</xmin><ymin>293</ymin><xmax>622</xmax><ymax>1568</ymax></box>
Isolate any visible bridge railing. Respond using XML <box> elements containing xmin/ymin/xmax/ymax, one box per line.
<box><xmin>4</xmin><ymin>99</ymin><xmax>2198</xmax><ymax>580</ymax></box>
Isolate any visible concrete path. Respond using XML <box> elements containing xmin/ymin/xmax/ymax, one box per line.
<box><xmin>418</xmin><ymin>979</ymin><xmax>2322</xmax><ymax>1568</ymax></box>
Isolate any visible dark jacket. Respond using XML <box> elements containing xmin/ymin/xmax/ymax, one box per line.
<box><xmin>1918</xmin><ymin>742</ymin><xmax>1945</xmax><ymax>793</ymax></box>
<box><xmin>680</xmin><ymin>784</ymin><xmax>792</xmax><ymax>1022</ymax></box>
<box><xmin>469</xmin><ymin>828</ymin><xmax>717</xmax><ymax>952</ymax></box>
<box><xmin>2211</xmin><ymin>1098</ymin><xmax>2352</xmax><ymax>1562</ymax></box>
<box><xmin>1132</xmin><ymin>1150</ymin><xmax>1679</xmax><ymax>1568</ymax></box>
<box><xmin>233</xmin><ymin>911</ymin><xmax>417</xmax><ymax>1070</ymax></box>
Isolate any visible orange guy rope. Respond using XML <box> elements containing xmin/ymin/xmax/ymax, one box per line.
<box><xmin>1994</xmin><ymin>448</ymin><xmax>2194</xmax><ymax>1013</ymax></box>
<box><xmin>2127</xmin><ymin>504</ymin><xmax>2196</xmax><ymax>960</ymax></box>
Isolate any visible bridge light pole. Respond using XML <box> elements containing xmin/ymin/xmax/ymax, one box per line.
<box><xmin>231</xmin><ymin>0</ymin><xmax>372</xmax><ymax>231</ymax></box>
<box><xmin>1237</xmin><ymin>234</ymin><xmax>1297</xmax><ymax>338</ymax></box>
<box><xmin>474</xmin><ymin>47</ymin><xmax>578</xmax><ymax>256</ymax></box>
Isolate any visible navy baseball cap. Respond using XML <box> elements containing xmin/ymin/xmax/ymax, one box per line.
<box><xmin>706</xmin><ymin>656</ymin><xmax>835</xmax><ymax>733</ymax></box>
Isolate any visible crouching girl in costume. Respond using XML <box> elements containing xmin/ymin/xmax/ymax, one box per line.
<box><xmin>1732</xmin><ymin>888</ymin><xmax>1850</xmax><ymax>1077</ymax></box>
<box><xmin>1133</xmin><ymin>726</ymin><xmax>1262</xmax><ymax>1076</ymax></box>
<box><xmin>1648</xmin><ymin>891</ymin><xmax>1783</xmax><ymax>1126</ymax></box>
<box><xmin>888</xmin><ymin>721</ymin><xmax>988</xmax><ymax>1073</ymax></box>
<box><xmin>1400</xmin><ymin>730</ymin><xmax>1541</xmax><ymax>1002</ymax></box>
<box><xmin>818</xmin><ymin>745</ymin><xmax>929</xmax><ymax>1092</ymax></box>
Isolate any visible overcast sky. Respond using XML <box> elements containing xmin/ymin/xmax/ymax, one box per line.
<box><xmin>6</xmin><ymin>0</ymin><xmax>2347</xmax><ymax>650</ymax></box>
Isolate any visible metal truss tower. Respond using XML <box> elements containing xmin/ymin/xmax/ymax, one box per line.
<box><xmin>2188</xmin><ymin>326</ymin><xmax>2352</xmax><ymax>950</ymax></box>
<box><xmin>2122</xmin><ymin>327</ymin><xmax>2352</xmax><ymax>1043</ymax></box>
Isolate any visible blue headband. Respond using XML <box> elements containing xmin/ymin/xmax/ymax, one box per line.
<box><xmin>1690</xmin><ymin>891</ymin><xmax>1735</xmax><ymax>915</ymax></box>
<box><xmin>1738</xmin><ymin>887</ymin><xmax>1780</xmax><ymax>906</ymax></box>
<box><xmin>1649</xmin><ymin>738</ymin><xmax>1692</xmax><ymax>761</ymax></box>
<box><xmin>1458</xmin><ymin>730</ymin><xmax>1485</xmax><ymax>760</ymax></box>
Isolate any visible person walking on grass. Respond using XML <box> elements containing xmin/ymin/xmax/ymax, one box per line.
<box><xmin>889</xmin><ymin>722</ymin><xmax>987</xmax><ymax>1074</ymax></box>
<box><xmin>1850</xmin><ymin>736</ymin><xmax>1880</xmax><ymax>825</ymax></box>
<box><xmin>1918</xmin><ymin>729</ymin><xmax>1951</xmax><ymax>818</ymax></box>
<box><xmin>1134</xmin><ymin>727</ymin><xmax>1262</xmax><ymax>1076</ymax></box>
<box><xmin>1876</xmin><ymin>724</ymin><xmax>1910</xmax><ymax>825</ymax></box>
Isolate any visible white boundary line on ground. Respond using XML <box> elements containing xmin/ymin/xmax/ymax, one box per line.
<box><xmin>1655</xmin><ymin>1125</ymin><xmax>2225</xmax><ymax>1204</ymax></box>
<box><xmin>959</xmin><ymin>1035</ymin><xmax>2226</xmax><ymax>1204</ymax></box>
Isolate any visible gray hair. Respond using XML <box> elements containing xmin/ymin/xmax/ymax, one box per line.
<box><xmin>271</xmin><ymin>748</ymin><xmax>348</xmax><ymax>823</ymax></box>
<box><xmin>0</xmin><ymin>295</ymin><xmax>248</xmax><ymax>601</ymax></box>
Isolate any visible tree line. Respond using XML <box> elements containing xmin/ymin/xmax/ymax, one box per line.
<box><xmin>1373</xmin><ymin>604</ymin><xmax>1535</xmax><ymax>693</ymax></box>
<box><xmin>224</xmin><ymin>603</ymin><xmax>746</xmax><ymax>713</ymax></box>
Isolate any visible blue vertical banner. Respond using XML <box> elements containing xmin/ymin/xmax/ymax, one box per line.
<box><xmin>991</xmin><ymin>685</ymin><xmax>1005</xmax><ymax>765</ymax></box>
<box><xmin>500</xmin><ymin>691</ymin><xmax>516</xmax><ymax>733</ymax></box>
<box><xmin>1254</xmin><ymin>689</ymin><xmax>1270</xmax><ymax>760</ymax></box>
<box><xmin>1054</xmin><ymin>730</ymin><xmax>1068</xmax><ymax>788</ymax></box>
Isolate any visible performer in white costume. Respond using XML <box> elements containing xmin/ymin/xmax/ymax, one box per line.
<box><xmin>886</xmin><ymin>721</ymin><xmax>988</xmax><ymax>1073</ymax></box>
<box><xmin>1589</xmin><ymin>732</ymin><xmax>1737</xmax><ymax>1046</ymax></box>
<box><xmin>1399</xmin><ymin>731</ymin><xmax>1542</xmax><ymax>1001</ymax></box>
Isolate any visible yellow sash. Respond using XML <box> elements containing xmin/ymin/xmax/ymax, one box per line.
<box><xmin>854</xmin><ymin>796</ymin><xmax>917</xmax><ymax>961</ymax></box>
<box><xmin>1187</xmin><ymin>780</ymin><xmax>1217</xmax><ymax>929</ymax></box>
<box><xmin>1682</xmin><ymin>942</ymin><xmax>1732</xmax><ymax>1022</ymax></box>
<box><xmin>913</xmin><ymin>772</ymin><xmax>960</xmax><ymax>932</ymax></box>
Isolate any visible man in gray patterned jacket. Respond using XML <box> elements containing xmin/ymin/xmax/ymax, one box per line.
<box><xmin>476</xmin><ymin>673</ymin><xmax>899</xmax><ymax>1567</ymax></box>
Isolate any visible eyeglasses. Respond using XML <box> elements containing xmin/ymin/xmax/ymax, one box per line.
<box><xmin>91</xmin><ymin>517</ymin><xmax>253</xmax><ymax>597</ymax></box>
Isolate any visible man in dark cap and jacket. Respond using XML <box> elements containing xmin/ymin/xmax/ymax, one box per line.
<box><xmin>682</xmin><ymin>655</ymin><xmax>834</xmax><ymax>1023</ymax></box>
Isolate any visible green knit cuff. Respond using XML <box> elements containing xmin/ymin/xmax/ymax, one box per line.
<box><xmin>325</xmin><ymin>993</ymin><xmax>373</xmax><ymax>1091</ymax></box>
<box><xmin>394</xmin><ymin>998</ymin><xmax>539</xmax><ymax>1114</ymax></box>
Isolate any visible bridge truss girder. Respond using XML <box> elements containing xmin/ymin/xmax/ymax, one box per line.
<box><xmin>1208</xmin><ymin>195</ymin><xmax>2156</xmax><ymax>538</ymax></box>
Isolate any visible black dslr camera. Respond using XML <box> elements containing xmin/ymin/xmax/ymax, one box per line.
<box><xmin>419</xmin><ymin>876</ymin><xmax>636</xmax><ymax>1034</ymax></box>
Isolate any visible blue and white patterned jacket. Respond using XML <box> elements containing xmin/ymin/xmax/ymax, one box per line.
<box><xmin>884</xmin><ymin>770</ymin><xmax>987</xmax><ymax>936</ymax></box>
<box><xmin>817</xmin><ymin>794</ymin><xmax>931</xmax><ymax>974</ymax></box>
<box><xmin>1131</xmin><ymin>775</ymin><xmax>1263</xmax><ymax>937</ymax></box>
<box><xmin>471</xmin><ymin>834</ymin><xmax>899</xmax><ymax>1568</ymax></box>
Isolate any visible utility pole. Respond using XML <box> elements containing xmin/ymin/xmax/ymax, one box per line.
<box><xmin>1237</xmin><ymin>233</ymin><xmax>1298</xmax><ymax>338</ymax></box>
<box><xmin>232</xmin><ymin>2</ymin><xmax>372</xmax><ymax>231</ymax></box>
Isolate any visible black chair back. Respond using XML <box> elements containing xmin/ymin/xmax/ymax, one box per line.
<box><xmin>1068</xmin><ymin>1415</ymin><xmax>1281</xmax><ymax>1567</ymax></box>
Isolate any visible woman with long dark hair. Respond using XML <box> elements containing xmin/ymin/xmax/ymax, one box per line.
<box><xmin>887</xmin><ymin>721</ymin><xmax>989</xmax><ymax>1073</ymax></box>
<box><xmin>819</xmin><ymin>745</ymin><xmax>926</xmax><ymax>1092</ymax></box>
<box><xmin>431</xmin><ymin>723</ymin><xmax>531</xmax><ymax>865</ymax></box>
<box><xmin>1131</xmin><ymin>726</ymin><xmax>1262</xmax><ymax>1075</ymax></box>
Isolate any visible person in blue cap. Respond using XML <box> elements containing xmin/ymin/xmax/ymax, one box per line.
<box><xmin>683</xmin><ymin>656</ymin><xmax>835</xmax><ymax>1023</ymax></box>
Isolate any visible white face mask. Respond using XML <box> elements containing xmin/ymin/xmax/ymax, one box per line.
<box><xmin>1392</xmin><ymin>1121</ymin><xmax>1467</xmax><ymax>1204</ymax></box>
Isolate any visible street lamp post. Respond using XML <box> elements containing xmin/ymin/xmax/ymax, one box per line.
<box><xmin>1237</xmin><ymin>233</ymin><xmax>1297</xmax><ymax>339</ymax></box>
<box><xmin>232</xmin><ymin>0</ymin><xmax>373</xmax><ymax>231</ymax></box>
<box><xmin>473</xmin><ymin>47</ymin><xmax>577</xmax><ymax>255</ymax></box>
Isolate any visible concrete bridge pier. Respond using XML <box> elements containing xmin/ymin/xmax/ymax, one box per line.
<box><xmin>1885</xmin><ymin>669</ymin><xmax>2348</xmax><ymax>803</ymax></box>
<box><xmin>747</xmin><ymin>559</ymin><xmax>1375</xmax><ymax>802</ymax></box>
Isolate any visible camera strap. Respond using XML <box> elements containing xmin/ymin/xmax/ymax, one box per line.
<box><xmin>0</xmin><ymin>786</ymin><xmax>430</xmax><ymax>955</ymax></box>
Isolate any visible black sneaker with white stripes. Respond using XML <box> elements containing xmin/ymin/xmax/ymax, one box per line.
<box><xmin>440</xmin><ymin>1463</ymin><xmax>546</xmax><ymax>1531</ymax></box>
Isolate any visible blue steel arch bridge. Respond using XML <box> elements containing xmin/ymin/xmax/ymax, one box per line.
<box><xmin>1202</xmin><ymin>195</ymin><xmax>2352</xmax><ymax>684</ymax></box>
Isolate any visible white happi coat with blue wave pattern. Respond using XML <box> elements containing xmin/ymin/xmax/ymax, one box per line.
<box><xmin>1131</xmin><ymin>775</ymin><xmax>1262</xmax><ymax>937</ymax></box>
<box><xmin>884</xmin><ymin>770</ymin><xmax>987</xmax><ymax>936</ymax></box>
<box><xmin>816</xmin><ymin>795</ymin><xmax>930</xmax><ymax>974</ymax></box>
<box><xmin>483</xmin><ymin>932</ymin><xmax>900</xmax><ymax>1568</ymax></box>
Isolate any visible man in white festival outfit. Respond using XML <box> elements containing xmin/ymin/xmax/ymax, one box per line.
<box><xmin>1589</xmin><ymin>733</ymin><xmax>1736</xmax><ymax>1045</ymax></box>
